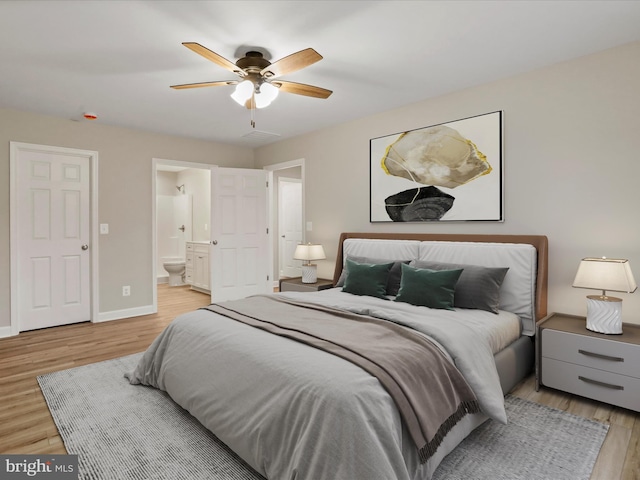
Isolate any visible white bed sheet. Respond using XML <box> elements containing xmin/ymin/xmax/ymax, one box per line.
<box><xmin>280</xmin><ymin>288</ymin><xmax>522</xmax><ymax>355</ymax></box>
<box><xmin>129</xmin><ymin>289</ymin><xmax>517</xmax><ymax>480</ymax></box>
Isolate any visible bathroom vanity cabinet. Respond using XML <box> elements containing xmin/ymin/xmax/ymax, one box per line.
<box><xmin>186</xmin><ymin>242</ymin><xmax>210</xmax><ymax>294</ymax></box>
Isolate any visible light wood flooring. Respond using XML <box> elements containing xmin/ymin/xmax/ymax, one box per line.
<box><xmin>1</xmin><ymin>284</ymin><xmax>638</xmax><ymax>479</ymax></box>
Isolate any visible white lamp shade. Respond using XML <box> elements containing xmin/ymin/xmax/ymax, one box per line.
<box><xmin>255</xmin><ymin>82</ymin><xmax>279</xmax><ymax>109</ymax></box>
<box><xmin>293</xmin><ymin>243</ymin><xmax>326</xmax><ymax>262</ymax></box>
<box><xmin>572</xmin><ymin>257</ymin><xmax>637</xmax><ymax>293</ymax></box>
<box><xmin>254</xmin><ymin>92</ymin><xmax>269</xmax><ymax>109</ymax></box>
<box><xmin>230</xmin><ymin>80</ymin><xmax>254</xmax><ymax>106</ymax></box>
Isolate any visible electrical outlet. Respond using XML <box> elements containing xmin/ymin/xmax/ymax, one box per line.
<box><xmin>122</xmin><ymin>285</ymin><xmax>131</xmax><ymax>296</ymax></box>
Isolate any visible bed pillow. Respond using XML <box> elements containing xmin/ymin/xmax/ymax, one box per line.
<box><xmin>336</xmin><ymin>255</ymin><xmax>409</xmax><ymax>296</ymax></box>
<box><xmin>411</xmin><ymin>260</ymin><xmax>509</xmax><ymax>313</ymax></box>
<box><xmin>342</xmin><ymin>259</ymin><xmax>393</xmax><ymax>299</ymax></box>
<box><xmin>395</xmin><ymin>263</ymin><xmax>463</xmax><ymax>310</ymax></box>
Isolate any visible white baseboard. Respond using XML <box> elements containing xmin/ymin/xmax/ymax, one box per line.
<box><xmin>0</xmin><ymin>326</ymin><xmax>15</xmax><ymax>339</ymax></box>
<box><xmin>95</xmin><ymin>304</ymin><xmax>156</xmax><ymax>323</ymax></box>
<box><xmin>157</xmin><ymin>275</ymin><xmax>168</xmax><ymax>284</ymax></box>
<box><xmin>0</xmin><ymin>306</ymin><xmax>157</xmax><ymax>336</ymax></box>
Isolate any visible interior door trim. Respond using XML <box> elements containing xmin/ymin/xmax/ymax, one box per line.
<box><xmin>264</xmin><ymin>158</ymin><xmax>305</xmax><ymax>288</ymax></box>
<box><xmin>151</xmin><ymin>158</ymin><xmax>216</xmax><ymax>313</ymax></box>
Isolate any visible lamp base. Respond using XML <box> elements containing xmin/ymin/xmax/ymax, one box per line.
<box><xmin>585</xmin><ymin>295</ymin><xmax>623</xmax><ymax>334</ymax></box>
<box><xmin>301</xmin><ymin>264</ymin><xmax>318</xmax><ymax>284</ymax></box>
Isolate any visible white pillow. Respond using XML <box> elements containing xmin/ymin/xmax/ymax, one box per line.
<box><xmin>342</xmin><ymin>239</ymin><xmax>420</xmax><ymax>264</ymax></box>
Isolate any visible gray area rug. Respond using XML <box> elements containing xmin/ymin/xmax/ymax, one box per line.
<box><xmin>38</xmin><ymin>353</ymin><xmax>609</xmax><ymax>480</ymax></box>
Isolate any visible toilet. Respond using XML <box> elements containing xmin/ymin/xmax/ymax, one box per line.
<box><xmin>162</xmin><ymin>257</ymin><xmax>186</xmax><ymax>286</ymax></box>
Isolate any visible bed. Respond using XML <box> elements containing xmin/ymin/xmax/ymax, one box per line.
<box><xmin>127</xmin><ymin>232</ymin><xmax>548</xmax><ymax>480</ymax></box>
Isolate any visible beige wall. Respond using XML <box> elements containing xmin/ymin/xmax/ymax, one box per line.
<box><xmin>0</xmin><ymin>108</ymin><xmax>254</xmax><ymax>329</ymax></box>
<box><xmin>255</xmin><ymin>41</ymin><xmax>640</xmax><ymax>325</ymax></box>
<box><xmin>4</xmin><ymin>41</ymin><xmax>640</xmax><ymax>331</ymax></box>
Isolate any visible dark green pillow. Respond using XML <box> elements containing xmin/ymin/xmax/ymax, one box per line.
<box><xmin>395</xmin><ymin>263</ymin><xmax>463</xmax><ymax>310</ymax></box>
<box><xmin>411</xmin><ymin>260</ymin><xmax>508</xmax><ymax>313</ymax></box>
<box><xmin>336</xmin><ymin>255</ymin><xmax>410</xmax><ymax>296</ymax></box>
<box><xmin>342</xmin><ymin>259</ymin><xmax>393</xmax><ymax>299</ymax></box>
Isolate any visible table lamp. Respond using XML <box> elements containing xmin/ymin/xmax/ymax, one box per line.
<box><xmin>572</xmin><ymin>257</ymin><xmax>637</xmax><ymax>334</ymax></box>
<box><xmin>293</xmin><ymin>243</ymin><xmax>326</xmax><ymax>283</ymax></box>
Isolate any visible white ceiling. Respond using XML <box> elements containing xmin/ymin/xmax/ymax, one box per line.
<box><xmin>2</xmin><ymin>1</ymin><xmax>640</xmax><ymax>148</ymax></box>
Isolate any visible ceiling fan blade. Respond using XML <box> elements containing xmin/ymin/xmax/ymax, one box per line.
<box><xmin>260</xmin><ymin>48</ymin><xmax>322</xmax><ymax>78</ymax></box>
<box><xmin>170</xmin><ymin>80</ymin><xmax>237</xmax><ymax>90</ymax></box>
<box><xmin>272</xmin><ymin>81</ymin><xmax>332</xmax><ymax>99</ymax></box>
<box><xmin>182</xmin><ymin>42</ymin><xmax>246</xmax><ymax>76</ymax></box>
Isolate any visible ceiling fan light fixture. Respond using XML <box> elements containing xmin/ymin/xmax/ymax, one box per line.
<box><xmin>174</xmin><ymin>43</ymin><xmax>331</xmax><ymax>127</ymax></box>
<box><xmin>254</xmin><ymin>82</ymin><xmax>279</xmax><ymax>109</ymax></box>
<box><xmin>230</xmin><ymin>80</ymin><xmax>253</xmax><ymax>106</ymax></box>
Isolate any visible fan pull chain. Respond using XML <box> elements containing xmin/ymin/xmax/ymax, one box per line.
<box><xmin>250</xmin><ymin>94</ymin><xmax>256</xmax><ymax>128</ymax></box>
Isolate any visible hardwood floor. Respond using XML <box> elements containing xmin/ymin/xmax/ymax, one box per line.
<box><xmin>0</xmin><ymin>284</ymin><xmax>638</xmax><ymax>479</ymax></box>
<box><xmin>0</xmin><ymin>284</ymin><xmax>211</xmax><ymax>455</ymax></box>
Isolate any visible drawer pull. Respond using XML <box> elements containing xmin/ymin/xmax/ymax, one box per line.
<box><xmin>578</xmin><ymin>349</ymin><xmax>624</xmax><ymax>362</ymax></box>
<box><xmin>578</xmin><ymin>376</ymin><xmax>624</xmax><ymax>390</ymax></box>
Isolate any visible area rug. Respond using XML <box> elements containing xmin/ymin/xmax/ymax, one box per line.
<box><xmin>38</xmin><ymin>353</ymin><xmax>609</xmax><ymax>480</ymax></box>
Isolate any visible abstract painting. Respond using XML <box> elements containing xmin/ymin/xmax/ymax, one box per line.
<box><xmin>370</xmin><ymin>111</ymin><xmax>503</xmax><ymax>222</ymax></box>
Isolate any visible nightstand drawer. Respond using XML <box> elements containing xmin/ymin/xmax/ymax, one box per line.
<box><xmin>541</xmin><ymin>329</ymin><xmax>640</xmax><ymax>378</ymax></box>
<box><xmin>541</xmin><ymin>357</ymin><xmax>640</xmax><ymax>412</ymax></box>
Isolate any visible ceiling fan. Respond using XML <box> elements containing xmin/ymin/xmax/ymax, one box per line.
<box><xmin>171</xmin><ymin>43</ymin><xmax>332</xmax><ymax>125</ymax></box>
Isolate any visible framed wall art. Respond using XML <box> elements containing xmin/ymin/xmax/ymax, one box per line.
<box><xmin>370</xmin><ymin>110</ymin><xmax>503</xmax><ymax>223</ymax></box>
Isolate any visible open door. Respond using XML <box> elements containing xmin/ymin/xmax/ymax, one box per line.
<box><xmin>210</xmin><ymin>166</ymin><xmax>270</xmax><ymax>302</ymax></box>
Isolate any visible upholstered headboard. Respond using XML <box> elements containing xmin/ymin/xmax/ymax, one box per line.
<box><xmin>332</xmin><ymin>233</ymin><xmax>548</xmax><ymax>332</ymax></box>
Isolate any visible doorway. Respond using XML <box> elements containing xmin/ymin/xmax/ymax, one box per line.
<box><xmin>152</xmin><ymin>159</ymin><xmax>272</xmax><ymax>309</ymax></box>
<box><xmin>264</xmin><ymin>159</ymin><xmax>305</xmax><ymax>286</ymax></box>
<box><xmin>278</xmin><ymin>177</ymin><xmax>303</xmax><ymax>278</ymax></box>
<box><xmin>152</xmin><ymin>158</ymin><xmax>211</xmax><ymax>309</ymax></box>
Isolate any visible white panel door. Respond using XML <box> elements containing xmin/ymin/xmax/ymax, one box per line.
<box><xmin>278</xmin><ymin>178</ymin><xmax>303</xmax><ymax>278</ymax></box>
<box><xmin>15</xmin><ymin>146</ymin><xmax>92</xmax><ymax>331</ymax></box>
<box><xmin>210</xmin><ymin>167</ymin><xmax>269</xmax><ymax>302</ymax></box>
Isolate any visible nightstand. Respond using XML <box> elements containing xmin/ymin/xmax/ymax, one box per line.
<box><xmin>536</xmin><ymin>312</ymin><xmax>640</xmax><ymax>412</ymax></box>
<box><xmin>279</xmin><ymin>277</ymin><xmax>334</xmax><ymax>292</ymax></box>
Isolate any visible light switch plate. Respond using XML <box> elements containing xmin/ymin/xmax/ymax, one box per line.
<box><xmin>100</xmin><ymin>224</ymin><xmax>109</xmax><ymax>234</ymax></box>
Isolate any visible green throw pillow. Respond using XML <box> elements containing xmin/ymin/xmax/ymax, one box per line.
<box><xmin>342</xmin><ymin>259</ymin><xmax>393</xmax><ymax>299</ymax></box>
<box><xmin>336</xmin><ymin>255</ymin><xmax>410</xmax><ymax>296</ymax></box>
<box><xmin>395</xmin><ymin>263</ymin><xmax>463</xmax><ymax>310</ymax></box>
<box><xmin>411</xmin><ymin>260</ymin><xmax>508</xmax><ymax>313</ymax></box>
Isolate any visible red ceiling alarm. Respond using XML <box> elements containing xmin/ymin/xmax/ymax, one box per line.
<box><xmin>83</xmin><ymin>112</ymin><xmax>98</xmax><ymax>120</ymax></box>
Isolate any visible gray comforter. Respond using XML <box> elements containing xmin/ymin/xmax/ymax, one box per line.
<box><xmin>127</xmin><ymin>290</ymin><xmax>510</xmax><ymax>480</ymax></box>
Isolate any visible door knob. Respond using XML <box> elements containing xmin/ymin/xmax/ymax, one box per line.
<box><xmin>81</xmin><ymin>244</ymin><xmax>89</xmax><ymax>250</ymax></box>
<box><xmin>211</xmin><ymin>240</ymin><xmax>218</xmax><ymax>245</ymax></box>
